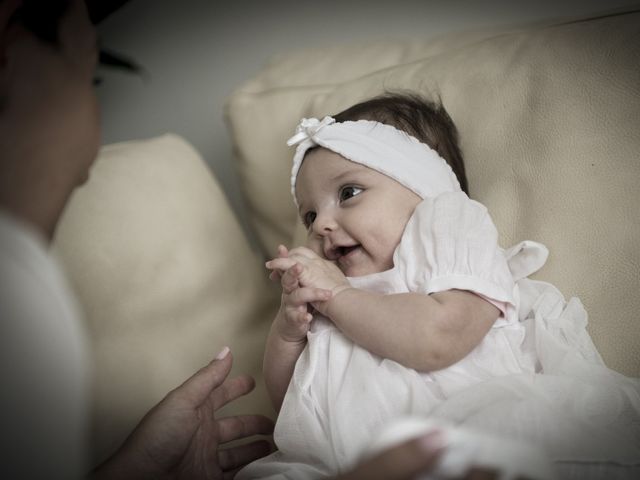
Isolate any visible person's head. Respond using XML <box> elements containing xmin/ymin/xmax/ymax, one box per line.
<box><xmin>0</xmin><ymin>0</ymin><xmax>100</xmax><ymax>239</ymax></box>
<box><xmin>288</xmin><ymin>93</ymin><xmax>466</xmax><ymax>277</ymax></box>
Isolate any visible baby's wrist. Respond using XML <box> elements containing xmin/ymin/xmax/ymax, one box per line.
<box><xmin>331</xmin><ymin>284</ymin><xmax>353</xmax><ymax>298</ymax></box>
<box><xmin>273</xmin><ymin>313</ymin><xmax>308</xmax><ymax>344</ymax></box>
<box><xmin>276</xmin><ymin>329</ymin><xmax>308</xmax><ymax>345</ymax></box>
<box><xmin>323</xmin><ymin>285</ymin><xmax>355</xmax><ymax>317</ymax></box>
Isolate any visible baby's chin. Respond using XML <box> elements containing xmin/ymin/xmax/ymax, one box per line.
<box><xmin>325</xmin><ymin>247</ymin><xmax>393</xmax><ymax>278</ymax></box>
<box><xmin>340</xmin><ymin>263</ymin><xmax>390</xmax><ymax>278</ymax></box>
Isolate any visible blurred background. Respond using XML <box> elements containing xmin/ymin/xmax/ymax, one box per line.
<box><xmin>96</xmin><ymin>0</ymin><xmax>636</xmax><ymax>230</ymax></box>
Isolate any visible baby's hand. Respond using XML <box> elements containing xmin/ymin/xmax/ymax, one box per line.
<box><xmin>275</xmin><ymin>262</ymin><xmax>331</xmax><ymax>343</ymax></box>
<box><xmin>266</xmin><ymin>246</ymin><xmax>351</xmax><ymax>315</ymax></box>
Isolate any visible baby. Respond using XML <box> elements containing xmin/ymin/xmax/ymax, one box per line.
<box><xmin>238</xmin><ymin>93</ymin><xmax>640</xmax><ymax>479</ymax></box>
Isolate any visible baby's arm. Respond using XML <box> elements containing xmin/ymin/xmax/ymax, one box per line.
<box><xmin>263</xmin><ymin>249</ymin><xmax>331</xmax><ymax>411</ymax></box>
<box><xmin>266</xmin><ymin>247</ymin><xmax>500</xmax><ymax>372</ymax></box>
<box><xmin>326</xmin><ymin>288</ymin><xmax>499</xmax><ymax>372</ymax></box>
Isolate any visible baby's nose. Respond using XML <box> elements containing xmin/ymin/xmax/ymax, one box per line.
<box><xmin>312</xmin><ymin>211</ymin><xmax>338</xmax><ymax>235</ymax></box>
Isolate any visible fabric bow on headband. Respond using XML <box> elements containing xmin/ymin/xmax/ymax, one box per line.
<box><xmin>286</xmin><ymin>116</ymin><xmax>336</xmax><ymax>146</ymax></box>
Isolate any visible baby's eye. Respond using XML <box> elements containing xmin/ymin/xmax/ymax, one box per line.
<box><xmin>303</xmin><ymin>211</ymin><xmax>316</xmax><ymax>229</ymax></box>
<box><xmin>339</xmin><ymin>186</ymin><xmax>363</xmax><ymax>202</ymax></box>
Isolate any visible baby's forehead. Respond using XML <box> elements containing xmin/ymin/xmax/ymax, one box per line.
<box><xmin>301</xmin><ymin>147</ymin><xmax>378</xmax><ymax>179</ymax></box>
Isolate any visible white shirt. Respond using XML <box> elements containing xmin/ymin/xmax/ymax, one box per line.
<box><xmin>0</xmin><ymin>210</ymin><xmax>89</xmax><ymax>479</ymax></box>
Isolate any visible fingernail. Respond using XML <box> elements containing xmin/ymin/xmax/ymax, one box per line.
<box><xmin>417</xmin><ymin>430</ymin><xmax>446</xmax><ymax>453</ymax></box>
<box><xmin>215</xmin><ymin>346</ymin><xmax>230</xmax><ymax>360</ymax></box>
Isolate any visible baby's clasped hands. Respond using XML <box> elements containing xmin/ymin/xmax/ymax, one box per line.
<box><xmin>266</xmin><ymin>245</ymin><xmax>351</xmax><ymax>317</ymax></box>
<box><xmin>266</xmin><ymin>245</ymin><xmax>351</xmax><ymax>294</ymax></box>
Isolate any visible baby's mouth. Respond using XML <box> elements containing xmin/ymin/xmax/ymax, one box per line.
<box><xmin>325</xmin><ymin>243</ymin><xmax>362</xmax><ymax>263</ymax></box>
<box><xmin>336</xmin><ymin>244</ymin><xmax>361</xmax><ymax>262</ymax></box>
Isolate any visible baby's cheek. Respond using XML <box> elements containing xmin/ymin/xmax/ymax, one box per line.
<box><xmin>381</xmin><ymin>256</ymin><xmax>395</xmax><ymax>271</ymax></box>
<box><xmin>306</xmin><ymin>239</ymin><xmax>326</xmax><ymax>259</ymax></box>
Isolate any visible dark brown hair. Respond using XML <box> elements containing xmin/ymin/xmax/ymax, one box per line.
<box><xmin>333</xmin><ymin>92</ymin><xmax>468</xmax><ymax>194</ymax></box>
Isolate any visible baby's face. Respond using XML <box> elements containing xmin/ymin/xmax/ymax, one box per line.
<box><xmin>296</xmin><ymin>148</ymin><xmax>421</xmax><ymax>277</ymax></box>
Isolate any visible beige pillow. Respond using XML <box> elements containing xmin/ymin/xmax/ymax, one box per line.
<box><xmin>227</xmin><ymin>11</ymin><xmax>640</xmax><ymax>376</ymax></box>
<box><xmin>52</xmin><ymin>134</ymin><xmax>279</xmax><ymax>463</ymax></box>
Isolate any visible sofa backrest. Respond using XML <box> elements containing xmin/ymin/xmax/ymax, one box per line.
<box><xmin>226</xmin><ymin>9</ymin><xmax>640</xmax><ymax>376</ymax></box>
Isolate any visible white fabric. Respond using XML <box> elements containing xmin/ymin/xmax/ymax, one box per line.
<box><xmin>0</xmin><ymin>210</ymin><xmax>89</xmax><ymax>479</ymax></box>
<box><xmin>287</xmin><ymin>117</ymin><xmax>461</xmax><ymax>203</ymax></box>
<box><xmin>238</xmin><ymin>193</ymin><xmax>640</xmax><ymax>479</ymax></box>
<box><xmin>367</xmin><ymin>417</ymin><xmax>557</xmax><ymax>480</ymax></box>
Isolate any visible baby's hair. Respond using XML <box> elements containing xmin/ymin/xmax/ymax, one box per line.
<box><xmin>333</xmin><ymin>92</ymin><xmax>469</xmax><ymax>195</ymax></box>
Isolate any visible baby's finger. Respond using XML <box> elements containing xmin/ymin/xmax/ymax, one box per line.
<box><xmin>265</xmin><ymin>257</ymin><xmax>297</xmax><ymax>272</ymax></box>
<box><xmin>277</xmin><ymin>244</ymin><xmax>289</xmax><ymax>258</ymax></box>
<box><xmin>269</xmin><ymin>269</ymin><xmax>283</xmax><ymax>283</ymax></box>
<box><xmin>283</xmin><ymin>304</ymin><xmax>312</xmax><ymax>328</ymax></box>
<box><xmin>288</xmin><ymin>246</ymin><xmax>318</xmax><ymax>260</ymax></box>
<box><xmin>281</xmin><ymin>265</ymin><xmax>301</xmax><ymax>294</ymax></box>
<box><xmin>288</xmin><ymin>287</ymin><xmax>331</xmax><ymax>306</ymax></box>
<box><xmin>293</xmin><ymin>309</ymin><xmax>313</xmax><ymax>325</ymax></box>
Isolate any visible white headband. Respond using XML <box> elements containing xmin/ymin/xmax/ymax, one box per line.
<box><xmin>287</xmin><ymin>116</ymin><xmax>461</xmax><ymax>203</ymax></box>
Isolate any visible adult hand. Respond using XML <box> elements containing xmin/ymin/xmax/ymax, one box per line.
<box><xmin>92</xmin><ymin>347</ymin><xmax>274</xmax><ymax>480</ymax></box>
<box><xmin>336</xmin><ymin>431</ymin><xmax>444</xmax><ymax>480</ymax></box>
<box><xmin>336</xmin><ymin>431</ymin><xmax>500</xmax><ymax>480</ymax></box>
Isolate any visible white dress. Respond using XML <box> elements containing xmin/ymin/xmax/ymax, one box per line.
<box><xmin>238</xmin><ymin>192</ymin><xmax>640</xmax><ymax>479</ymax></box>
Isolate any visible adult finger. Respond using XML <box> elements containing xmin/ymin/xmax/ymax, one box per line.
<box><xmin>337</xmin><ymin>431</ymin><xmax>444</xmax><ymax>480</ymax></box>
<box><xmin>217</xmin><ymin>414</ymin><xmax>275</xmax><ymax>444</ymax></box>
<box><xmin>211</xmin><ymin>373</ymin><xmax>256</xmax><ymax>410</ymax></box>
<box><xmin>166</xmin><ymin>347</ymin><xmax>234</xmax><ymax>406</ymax></box>
<box><xmin>218</xmin><ymin>439</ymin><xmax>274</xmax><ymax>471</ymax></box>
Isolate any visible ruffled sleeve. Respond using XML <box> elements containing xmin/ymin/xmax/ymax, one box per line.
<box><xmin>394</xmin><ymin>192</ymin><xmax>516</xmax><ymax>326</ymax></box>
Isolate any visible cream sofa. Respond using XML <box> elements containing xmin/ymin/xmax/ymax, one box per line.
<box><xmin>53</xmin><ymin>7</ymin><xmax>639</xmax><ymax>465</ymax></box>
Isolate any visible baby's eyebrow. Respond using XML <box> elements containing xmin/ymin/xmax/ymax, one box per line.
<box><xmin>329</xmin><ymin>165</ymin><xmax>367</xmax><ymax>184</ymax></box>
